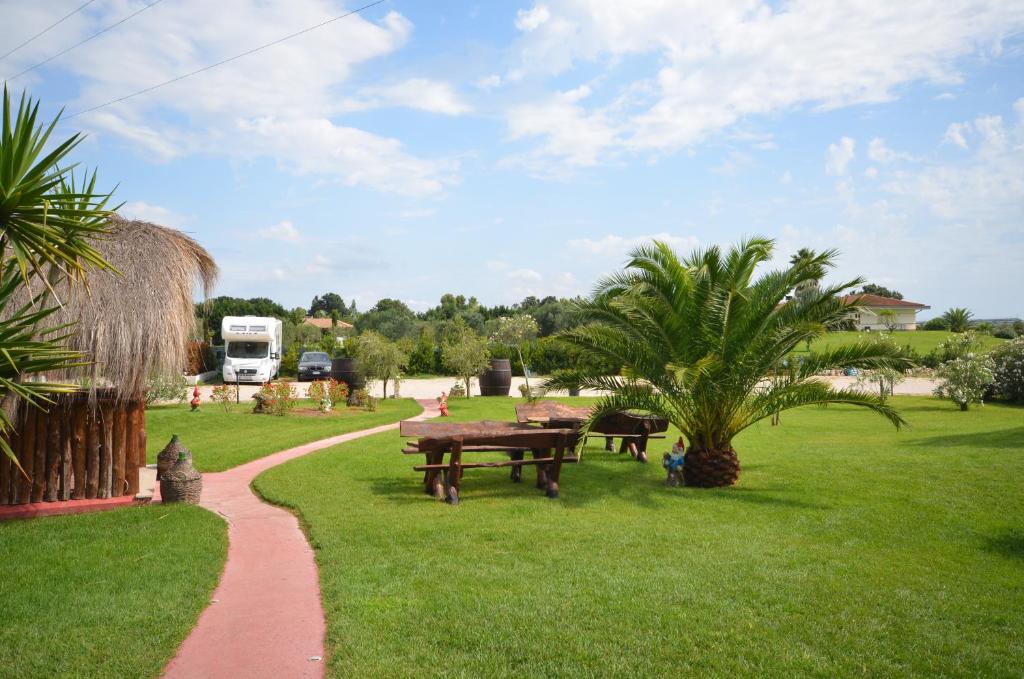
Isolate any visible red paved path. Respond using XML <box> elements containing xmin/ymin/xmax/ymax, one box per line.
<box><xmin>162</xmin><ymin>399</ymin><xmax>438</xmax><ymax>679</ymax></box>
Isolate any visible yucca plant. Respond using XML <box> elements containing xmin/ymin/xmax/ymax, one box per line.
<box><xmin>0</xmin><ymin>86</ymin><xmax>116</xmax><ymax>466</ymax></box>
<box><xmin>544</xmin><ymin>238</ymin><xmax>912</xmax><ymax>487</ymax></box>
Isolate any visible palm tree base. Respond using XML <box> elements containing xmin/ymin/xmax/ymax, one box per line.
<box><xmin>683</xmin><ymin>448</ymin><xmax>740</xmax><ymax>487</ymax></box>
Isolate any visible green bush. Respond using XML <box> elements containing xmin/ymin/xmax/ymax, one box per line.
<box><xmin>990</xmin><ymin>338</ymin><xmax>1024</xmax><ymax>403</ymax></box>
<box><xmin>922</xmin><ymin>317</ymin><xmax>949</xmax><ymax>331</ymax></box>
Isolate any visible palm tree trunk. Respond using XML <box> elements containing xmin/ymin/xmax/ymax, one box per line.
<box><xmin>683</xmin><ymin>445</ymin><xmax>740</xmax><ymax>487</ymax></box>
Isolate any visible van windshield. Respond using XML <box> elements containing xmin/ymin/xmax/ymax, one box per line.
<box><xmin>227</xmin><ymin>341</ymin><xmax>269</xmax><ymax>359</ymax></box>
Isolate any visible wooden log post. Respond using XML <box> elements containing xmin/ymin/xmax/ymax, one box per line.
<box><xmin>32</xmin><ymin>405</ymin><xmax>47</xmax><ymax>503</ymax></box>
<box><xmin>125</xmin><ymin>402</ymin><xmax>140</xmax><ymax>497</ymax></box>
<box><xmin>59</xmin><ymin>407</ymin><xmax>73</xmax><ymax>501</ymax></box>
<box><xmin>546</xmin><ymin>437</ymin><xmax>566</xmax><ymax>499</ymax></box>
<box><xmin>17</xmin><ymin>407</ymin><xmax>35</xmax><ymax>504</ymax></box>
<box><xmin>86</xmin><ymin>408</ymin><xmax>100</xmax><ymax>499</ymax></box>
<box><xmin>113</xmin><ymin>407</ymin><xmax>127</xmax><ymax>497</ymax></box>
<box><xmin>0</xmin><ymin>423</ymin><xmax>15</xmax><ymax>505</ymax></box>
<box><xmin>71</xmin><ymin>402</ymin><xmax>87</xmax><ymax>500</ymax></box>
<box><xmin>98</xmin><ymin>401</ymin><xmax>114</xmax><ymax>499</ymax></box>
<box><xmin>444</xmin><ymin>437</ymin><xmax>463</xmax><ymax>505</ymax></box>
<box><xmin>44</xmin><ymin>407</ymin><xmax>61</xmax><ymax>501</ymax></box>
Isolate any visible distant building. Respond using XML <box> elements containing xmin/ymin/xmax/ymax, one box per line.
<box><xmin>843</xmin><ymin>294</ymin><xmax>930</xmax><ymax>331</ymax></box>
<box><xmin>303</xmin><ymin>316</ymin><xmax>353</xmax><ymax>344</ymax></box>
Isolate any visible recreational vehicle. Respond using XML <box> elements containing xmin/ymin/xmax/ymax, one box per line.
<box><xmin>221</xmin><ymin>316</ymin><xmax>283</xmax><ymax>383</ymax></box>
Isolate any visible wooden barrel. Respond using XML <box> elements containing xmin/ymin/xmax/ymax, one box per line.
<box><xmin>479</xmin><ymin>358</ymin><xmax>512</xmax><ymax>396</ymax></box>
<box><xmin>331</xmin><ymin>357</ymin><xmax>365</xmax><ymax>391</ymax></box>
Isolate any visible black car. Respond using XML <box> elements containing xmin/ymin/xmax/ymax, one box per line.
<box><xmin>297</xmin><ymin>352</ymin><xmax>332</xmax><ymax>381</ymax></box>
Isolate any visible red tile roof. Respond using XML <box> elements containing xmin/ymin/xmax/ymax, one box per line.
<box><xmin>303</xmin><ymin>317</ymin><xmax>353</xmax><ymax>330</ymax></box>
<box><xmin>841</xmin><ymin>294</ymin><xmax>929</xmax><ymax>309</ymax></box>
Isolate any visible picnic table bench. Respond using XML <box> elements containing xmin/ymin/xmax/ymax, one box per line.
<box><xmin>514</xmin><ymin>401</ymin><xmax>669</xmax><ymax>463</ymax></box>
<box><xmin>400</xmin><ymin>420</ymin><xmax>580</xmax><ymax>504</ymax></box>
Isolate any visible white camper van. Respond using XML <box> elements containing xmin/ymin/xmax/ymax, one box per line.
<box><xmin>221</xmin><ymin>316</ymin><xmax>283</xmax><ymax>384</ymax></box>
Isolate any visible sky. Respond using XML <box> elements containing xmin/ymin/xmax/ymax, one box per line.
<box><xmin>2</xmin><ymin>0</ymin><xmax>1023</xmax><ymax>319</ymax></box>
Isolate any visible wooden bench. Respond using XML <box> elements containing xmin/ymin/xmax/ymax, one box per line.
<box><xmin>515</xmin><ymin>403</ymin><xmax>669</xmax><ymax>462</ymax></box>
<box><xmin>399</xmin><ymin>420</ymin><xmax>580</xmax><ymax>504</ymax></box>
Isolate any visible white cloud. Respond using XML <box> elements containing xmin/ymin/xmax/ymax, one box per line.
<box><xmin>516</xmin><ymin>5</ymin><xmax>551</xmax><ymax>32</ymax></box>
<box><xmin>864</xmin><ymin>167</ymin><xmax>879</xmax><ymax>179</ymax></box>
<box><xmin>567</xmin><ymin>232</ymin><xmax>698</xmax><ymax>257</ymax></box>
<box><xmin>826</xmin><ymin>137</ymin><xmax>856</xmax><ymax>176</ymax></box>
<box><xmin>258</xmin><ymin>220</ymin><xmax>301</xmax><ymax>242</ymax></box>
<box><xmin>943</xmin><ymin>121</ymin><xmax>971</xmax><ymax>148</ymax></box>
<box><xmin>504</xmin><ymin>1</ymin><xmax>1024</xmax><ymax>170</ymax></box>
<box><xmin>867</xmin><ymin>137</ymin><xmax>913</xmax><ymax>163</ymax></box>
<box><xmin>476</xmin><ymin>74</ymin><xmax>503</xmax><ymax>90</ymax></box>
<box><xmin>345</xmin><ymin>78</ymin><xmax>471</xmax><ymax>115</ymax></box>
<box><xmin>8</xmin><ymin>2</ymin><xmax>457</xmax><ymax>195</ymax></box>
<box><xmin>507</xmin><ymin>268</ymin><xmax>543</xmax><ymax>282</ymax></box>
<box><xmin>119</xmin><ymin>201</ymin><xmax>191</xmax><ymax>228</ymax></box>
<box><xmin>237</xmin><ymin>116</ymin><xmax>458</xmax><ymax>196</ymax></box>
<box><xmin>780</xmin><ymin>170</ymin><xmax>793</xmax><ymax>184</ymax></box>
<box><xmin>398</xmin><ymin>208</ymin><xmax>437</xmax><ymax>219</ymax></box>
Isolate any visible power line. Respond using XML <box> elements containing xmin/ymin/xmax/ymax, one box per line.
<box><xmin>67</xmin><ymin>0</ymin><xmax>388</xmax><ymax>119</ymax></box>
<box><xmin>0</xmin><ymin>0</ymin><xmax>99</xmax><ymax>62</ymax></box>
<box><xmin>5</xmin><ymin>0</ymin><xmax>166</xmax><ymax>82</ymax></box>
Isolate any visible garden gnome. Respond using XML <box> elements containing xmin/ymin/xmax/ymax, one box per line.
<box><xmin>190</xmin><ymin>385</ymin><xmax>201</xmax><ymax>412</ymax></box>
<box><xmin>662</xmin><ymin>436</ymin><xmax>686</xmax><ymax>487</ymax></box>
<box><xmin>438</xmin><ymin>391</ymin><xmax>449</xmax><ymax>417</ymax></box>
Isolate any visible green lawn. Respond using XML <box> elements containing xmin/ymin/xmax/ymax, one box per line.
<box><xmin>146</xmin><ymin>398</ymin><xmax>423</xmax><ymax>472</ymax></box>
<box><xmin>0</xmin><ymin>505</ymin><xmax>227</xmax><ymax>679</ymax></box>
<box><xmin>254</xmin><ymin>396</ymin><xmax>1024</xmax><ymax>678</ymax></box>
<box><xmin>795</xmin><ymin>330</ymin><xmax>1005</xmax><ymax>356</ymax></box>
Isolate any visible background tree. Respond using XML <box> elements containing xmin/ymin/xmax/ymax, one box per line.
<box><xmin>0</xmin><ymin>88</ymin><xmax>117</xmax><ymax>464</ymax></box>
<box><xmin>859</xmin><ymin>283</ymin><xmax>903</xmax><ymax>300</ymax></box>
<box><xmin>441</xmin><ymin>319</ymin><xmax>490</xmax><ymax>398</ymax></box>
<box><xmin>200</xmin><ymin>296</ymin><xmax>287</xmax><ymax>344</ymax></box>
<box><xmin>545</xmin><ymin>238</ymin><xmax>910</xmax><ymax>488</ymax></box>
<box><xmin>491</xmin><ymin>314</ymin><xmax>539</xmax><ymax>392</ymax></box>
<box><xmin>351</xmin><ymin>331</ymin><xmax>408</xmax><ymax>399</ymax></box>
<box><xmin>789</xmin><ymin>248</ymin><xmax>823</xmax><ymax>302</ymax></box>
<box><xmin>310</xmin><ymin>292</ymin><xmax>348</xmax><ymax>318</ymax></box>
<box><xmin>877</xmin><ymin>309</ymin><xmax>899</xmax><ymax>332</ymax></box>
<box><xmin>922</xmin><ymin>316</ymin><xmax>949</xmax><ymax>331</ymax></box>
<box><xmin>942</xmin><ymin>307</ymin><xmax>973</xmax><ymax>333</ymax></box>
<box><xmin>288</xmin><ymin>307</ymin><xmax>307</xmax><ymax>324</ymax></box>
<box><xmin>355</xmin><ymin>298</ymin><xmax>417</xmax><ymax>341</ymax></box>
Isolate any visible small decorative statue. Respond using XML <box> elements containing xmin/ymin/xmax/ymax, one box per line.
<box><xmin>252</xmin><ymin>393</ymin><xmax>266</xmax><ymax>414</ymax></box>
<box><xmin>662</xmin><ymin>436</ymin><xmax>686</xmax><ymax>487</ymax></box>
<box><xmin>319</xmin><ymin>395</ymin><xmax>333</xmax><ymax>413</ymax></box>
<box><xmin>190</xmin><ymin>385</ymin><xmax>201</xmax><ymax>412</ymax></box>
<box><xmin>437</xmin><ymin>391</ymin><xmax>449</xmax><ymax>417</ymax></box>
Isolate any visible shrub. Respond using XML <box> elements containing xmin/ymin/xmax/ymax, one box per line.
<box><xmin>349</xmin><ymin>387</ymin><xmax>376</xmax><ymax>411</ymax></box>
<box><xmin>307</xmin><ymin>379</ymin><xmax>349</xmax><ymax>409</ymax></box>
<box><xmin>990</xmin><ymin>338</ymin><xmax>1024</xmax><ymax>403</ymax></box>
<box><xmin>922</xmin><ymin>317</ymin><xmax>949</xmax><ymax>331</ymax></box>
<box><xmin>280</xmin><ymin>344</ymin><xmax>300</xmax><ymax>377</ymax></box>
<box><xmin>255</xmin><ymin>381</ymin><xmax>298</xmax><ymax>416</ymax></box>
<box><xmin>992</xmin><ymin>326</ymin><xmax>1016</xmax><ymax>340</ymax></box>
<box><xmin>933</xmin><ymin>353</ymin><xmax>995</xmax><ymax>411</ymax></box>
<box><xmin>210</xmin><ymin>383</ymin><xmax>238</xmax><ymax>412</ymax></box>
<box><xmin>145</xmin><ymin>374</ymin><xmax>188</xmax><ymax>405</ymax></box>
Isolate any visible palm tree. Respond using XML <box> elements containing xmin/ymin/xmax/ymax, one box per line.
<box><xmin>788</xmin><ymin>247</ymin><xmax>822</xmax><ymax>302</ymax></box>
<box><xmin>0</xmin><ymin>87</ymin><xmax>116</xmax><ymax>466</ymax></box>
<box><xmin>942</xmin><ymin>307</ymin><xmax>973</xmax><ymax>333</ymax></box>
<box><xmin>544</xmin><ymin>238</ymin><xmax>911</xmax><ymax>487</ymax></box>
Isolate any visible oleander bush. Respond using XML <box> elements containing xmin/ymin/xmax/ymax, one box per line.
<box><xmin>990</xmin><ymin>337</ymin><xmax>1024</xmax><ymax>403</ymax></box>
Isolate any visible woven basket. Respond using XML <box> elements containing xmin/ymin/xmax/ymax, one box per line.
<box><xmin>157</xmin><ymin>434</ymin><xmax>192</xmax><ymax>480</ymax></box>
<box><xmin>160</xmin><ymin>453</ymin><xmax>203</xmax><ymax>504</ymax></box>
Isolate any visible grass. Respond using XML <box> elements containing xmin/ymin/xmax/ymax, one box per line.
<box><xmin>146</xmin><ymin>398</ymin><xmax>423</xmax><ymax>472</ymax></box>
<box><xmin>254</xmin><ymin>395</ymin><xmax>1024</xmax><ymax>678</ymax></box>
<box><xmin>0</xmin><ymin>504</ymin><xmax>227</xmax><ymax>679</ymax></box>
<box><xmin>794</xmin><ymin>330</ymin><xmax>1005</xmax><ymax>356</ymax></box>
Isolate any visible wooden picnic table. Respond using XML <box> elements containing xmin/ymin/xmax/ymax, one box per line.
<box><xmin>514</xmin><ymin>401</ymin><xmax>669</xmax><ymax>463</ymax></box>
<box><xmin>399</xmin><ymin>419</ymin><xmax>579</xmax><ymax>504</ymax></box>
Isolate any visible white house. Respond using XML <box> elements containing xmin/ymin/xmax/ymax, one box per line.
<box><xmin>843</xmin><ymin>294</ymin><xmax>930</xmax><ymax>331</ymax></box>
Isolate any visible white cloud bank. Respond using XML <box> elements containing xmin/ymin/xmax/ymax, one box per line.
<box><xmin>505</xmin><ymin>0</ymin><xmax>1024</xmax><ymax>170</ymax></box>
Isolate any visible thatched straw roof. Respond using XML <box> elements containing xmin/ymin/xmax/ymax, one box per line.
<box><xmin>26</xmin><ymin>215</ymin><xmax>218</xmax><ymax>399</ymax></box>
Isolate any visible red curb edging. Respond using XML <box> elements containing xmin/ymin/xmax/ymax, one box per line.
<box><xmin>161</xmin><ymin>399</ymin><xmax>440</xmax><ymax>679</ymax></box>
<box><xmin>0</xmin><ymin>494</ymin><xmax>146</xmax><ymax>521</ymax></box>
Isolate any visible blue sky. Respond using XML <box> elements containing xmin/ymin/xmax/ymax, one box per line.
<box><xmin>2</xmin><ymin>0</ymin><xmax>1023</xmax><ymax>318</ymax></box>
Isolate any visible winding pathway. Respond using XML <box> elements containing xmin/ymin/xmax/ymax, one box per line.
<box><xmin>161</xmin><ymin>399</ymin><xmax>439</xmax><ymax>679</ymax></box>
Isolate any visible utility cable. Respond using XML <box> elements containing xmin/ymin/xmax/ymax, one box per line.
<box><xmin>5</xmin><ymin>0</ymin><xmax>166</xmax><ymax>82</ymax></box>
<box><xmin>67</xmin><ymin>0</ymin><xmax>387</xmax><ymax>118</ymax></box>
<box><xmin>0</xmin><ymin>0</ymin><xmax>98</xmax><ymax>62</ymax></box>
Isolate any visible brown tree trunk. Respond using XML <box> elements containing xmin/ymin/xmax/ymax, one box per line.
<box><xmin>683</xmin><ymin>446</ymin><xmax>740</xmax><ymax>488</ymax></box>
